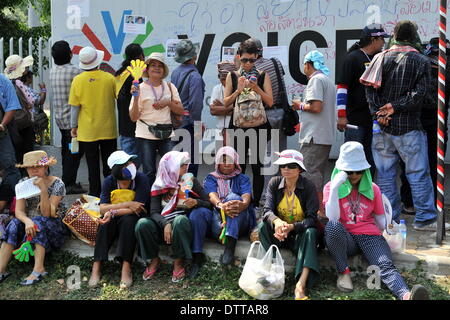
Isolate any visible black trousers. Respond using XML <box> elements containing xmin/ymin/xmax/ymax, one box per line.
<box><xmin>60</xmin><ymin>129</ymin><xmax>84</xmax><ymax>186</ymax></box>
<box><xmin>94</xmin><ymin>214</ymin><xmax>140</xmax><ymax>263</ymax></box>
<box><xmin>79</xmin><ymin>139</ymin><xmax>117</xmax><ymax>197</ymax></box>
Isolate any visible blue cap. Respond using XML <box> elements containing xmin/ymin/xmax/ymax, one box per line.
<box><xmin>304</xmin><ymin>50</ymin><xmax>330</xmax><ymax>76</ymax></box>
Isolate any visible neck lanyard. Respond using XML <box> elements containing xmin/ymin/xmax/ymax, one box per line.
<box><xmin>147</xmin><ymin>81</ymin><xmax>165</xmax><ymax>102</ymax></box>
<box><xmin>285</xmin><ymin>189</ymin><xmax>296</xmax><ymax>222</ymax></box>
<box><xmin>360</xmin><ymin>49</ymin><xmax>372</xmax><ymax>62</ymax></box>
<box><xmin>348</xmin><ymin>191</ymin><xmax>361</xmax><ymax>223</ymax></box>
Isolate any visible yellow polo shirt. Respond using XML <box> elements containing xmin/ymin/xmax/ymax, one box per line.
<box><xmin>69</xmin><ymin>70</ymin><xmax>117</xmax><ymax>142</ymax></box>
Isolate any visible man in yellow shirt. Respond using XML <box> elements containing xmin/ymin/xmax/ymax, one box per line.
<box><xmin>69</xmin><ymin>46</ymin><xmax>117</xmax><ymax>197</ymax></box>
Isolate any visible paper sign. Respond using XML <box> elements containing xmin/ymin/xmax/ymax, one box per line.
<box><xmin>124</xmin><ymin>15</ymin><xmax>147</xmax><ymax>34</ymax></box>
<box><xmin>263</xmin><ymin>46</ymin><xmax>289</xmax><ymax>66</ymax></box>
<box><xmin>166</xmin><ymin>39</ymin><xmax>181</xmax><ymax>58</ymax></box>
<box><xmin>15</xmin><ymin>177</ymin><xmax>41</xmax><ymax>200</ymax></box>
<box><xmin>222</xmin><ymin>47</ymin><xmax>237</xmax><ymax>62</ymax></box>
<box><xmin>67</xmin><ymin>0</ymin><xmax>90</xmax><ymax>17</ymax></box>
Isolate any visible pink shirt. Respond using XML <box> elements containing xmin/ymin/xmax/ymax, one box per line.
<box><xmin>323</xmin><ymin>182</ymin><xmax>384</xmax><ymax>235</ymax></box>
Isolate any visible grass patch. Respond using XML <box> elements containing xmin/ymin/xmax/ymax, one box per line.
<box><xmin>0</xmin><ymin>250</ymin><xmax>449</xmax><ymax>300</ymax></box>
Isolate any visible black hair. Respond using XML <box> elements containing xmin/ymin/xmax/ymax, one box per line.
<box><xmin>348</xmin><ymin>36</ymin><xmax>382</xmax><ymax>53</ymax></box>
<box><xmin>115</xmin><ymin>43</ymin><xmax>144</xmax><ymax>76</ymax></box>
<box><xmin>19</xmin><ymin>69</ymin><xmax>33</xmax><ymax>83</ymax></box>
<box><xmin>51</xmin><ymin>41</ymin><xmax>72</xmax><ymax>66</ymax></box>
<box><xmin>394</xmin><ymin>21</ymin><xmax>417</xmax><ymax>43</ymax></box>
<box><xmin>237</xmin><ymin>39</ymin><xmax>259</xmax><ymax>56</ymax></box>
<box><xmin>111</xmin><ymin>164</ymin><xmax>127</xmax><ymax>181</ymax></box>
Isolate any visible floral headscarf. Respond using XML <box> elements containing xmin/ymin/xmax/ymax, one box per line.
<box><xmin>210</xmin><ymin>146</ymin><xmax>242</xmax><ymax>200</ymax></box>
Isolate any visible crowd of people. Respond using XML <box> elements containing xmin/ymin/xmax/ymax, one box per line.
<box><xmin>0</xmin><ymin>20</ymin><xmax>447</xmax><ymax>300</ymax></box>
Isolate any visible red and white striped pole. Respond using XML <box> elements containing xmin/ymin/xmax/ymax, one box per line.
<box><xmin>437</xmin><ymin>0</ymin><xmax>447</xmax><ymax>244</ymax></box>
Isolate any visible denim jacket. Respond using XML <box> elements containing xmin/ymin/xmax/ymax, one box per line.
<box><xmin>263</xmin><ymin>176</ymin><xmax>319</xmax><ymax>233</ymax></box>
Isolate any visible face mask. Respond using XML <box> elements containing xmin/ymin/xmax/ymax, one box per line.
<box><xmin>122</xmin><ymin>163</ymin><xmax>137</xmax><ymax>180</ymax></box>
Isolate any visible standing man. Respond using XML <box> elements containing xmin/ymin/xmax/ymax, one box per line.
<box><xmin>362</xmin><ymin>21</ymin><xmax>447</xmax><ymax>230</ymax></box>
<box><xmin>0</xmin><ymin>73</ymin><xmax>21</xmax><ymax>193</ymax></box>
<box><xmin>171</xmin><ymin>39</ymin><xmax>205</xmax><ymax>176</ymax></box>
<box><xmin>69</xmin><ymin>46</ymin><xmax>117</xmax><ymax>197</ymax></box>
<box><xmin>49</xmin><ymin>40</ymin><xmax>86</xmax><ymax>195</ymax></box>
<box><xmin>294</xmin><ymin>50</ymin><xmax>336</xmax><ymax>216</ymax></box>
<box><xmin>336</xmin><ymin>24</ymin><xmax>389</xmax><ymax>177</ymax></box>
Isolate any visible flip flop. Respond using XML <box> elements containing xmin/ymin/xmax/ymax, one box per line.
<box><xmin>142</xmin><ymin>261</ymin><xmax>160</xmax><ymax>281</ymax></box>
<box><xmin>20</xmin><ymin>271</ymin><xmax>48</xmax><ymax>286</ymax></box>
<box><xmin>0</xmin><ymin>272</ymin><xmax>12</xmax><ymax>284</ymax></box>
<box><xmin>172</xmin><ymin>267</ymin><xmax>185</xmax><ymax>283</ymax></box>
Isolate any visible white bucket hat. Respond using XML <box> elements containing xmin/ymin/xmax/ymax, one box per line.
<box><xmin>273</xmin><ymin>150</ymin><xmax>307</xmax><ymax>171</ymax></box>
<box><xmin>4</xmin><ymin>55</ymin><xmax>34</xmax><ymax>79</ymax></box>
<box><xmin>145</xmin><ymin>52</ymin><xmax>169</xmax><ymax>79</ymax></box>
<box><xmin>335</xmin><ymin>141</ymin><xmax>371</xmax><ymax>172</ymax></box>
<box><xmin>107</xmin><ymin>151</ymin><xmax>137</xmax><ymax>169</ymax></box>
<box><xmin>79</xmin><ymin>46</ymin><xmax>104</xmax><ymax>70</ymax></box>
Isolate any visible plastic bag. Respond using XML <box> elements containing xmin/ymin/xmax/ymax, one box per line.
<box><xmin>239</xmin><ymin>241</ymin><xmax>285</xmax><ymax>300</ymax></box>
<box><xmin>383</xmin><ymin>222</ymin><xmax>403</xmax><ymax>253</ymax></box>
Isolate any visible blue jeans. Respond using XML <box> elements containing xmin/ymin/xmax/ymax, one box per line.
<box><xmin>372</xmin><ymin>130</ymin><xmax>436</xmax><ymax>224</ymax></box>
<box><xmin>120</xmin><ymin>135</ymin><xmax>140</xmax><ymax>169</ymax></box>
<box><xmin>0</xmin><ymin>134</ymin><xmax>20</xmax><ymax>190</ymax></box>
<box><xmin>345</xmin><ymin>125</ymin><xmax>376</xmax><ymax>177</ymax></box>
<box><xmin>138</xmin><ymin>138</ymin><xmax>175</xmax><ymax>188</ymax></box>
<box><xmin>189</xmin><ymin>193</ymin><xmax>254</xmax><ymax>253</ymax></box>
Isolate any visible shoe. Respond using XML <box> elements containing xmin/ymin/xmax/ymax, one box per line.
<box><xmin>337</xmin><ymin>273</ymin><xmax>353</xmax><ymax>293</ymax></box>
<box><xmin>172</xmin><ymin>267</ymin><xmax>185</xmax><ymax>283</ymax></box>
<box><xmin>0</xmin><ymin>272</ymin><xmax>11</xmax><ymax>284</ymax></box>
<box><xmin>119</xmin><ymin>278</ymin><xmax>133</xmax><ymax>289</ymax></box>
<box><xmin>142</xmin><ymin>259</ymin><xmax>160</xmax><ymax>281</ymax></box>
<box><xmin>190</xmin><ymin>253</ymin><xmax>206</xmax><ymax>279</ymax></box>
<box><xmin>402</xmin><ymin>205</ymin><xmax>416</xmax><ymax>215</ymax></box>
<box><xmin>88</xmin><ymin>274</ymin><xmax>101</xmax><ymax>287</ymax></box>
<box><xmin>20</xmin><ymin>271</ymin><xmax>48</xmax><ymax>286</ymax></box>
<box><xmin>66</xmin><ymin>183</ymin><xmax>87</xmax><ymax>195</ymax></box>
<box><xmin>410</xmin><ymin>285</ymin><xmax>430</xmax><ymax>300</ymax></box>
<box><xmin>413</xmin><ymin>221</ymin><xmax>450</xmax><ymax>231</ymax></box>
<box><xmin>221</xmin><ymin>237</ymin><xmax>236</xmax><ymax>266</ymax></box>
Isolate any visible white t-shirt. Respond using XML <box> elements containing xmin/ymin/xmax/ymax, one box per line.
<box><xmin>130</xmin><ymin>81</ymin><xmax>181</xmax><ymax>140</ymax></box>
<box><xmin>298</xmin><ymin>72</ymin><xmax>336</xmax><ymax>145</ymax></box>
<box><xmin>210</xmin><ymin>84</ymin><xmax>231</xmax><ymax>130</ymax></box>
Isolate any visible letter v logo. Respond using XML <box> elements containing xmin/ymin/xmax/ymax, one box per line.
<box><xmin>102</xmin><ymin>10</ymin><xmax>132</xmax><ymax>54</ymax></box>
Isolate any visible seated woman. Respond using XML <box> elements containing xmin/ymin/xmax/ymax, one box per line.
<box><xmin>135</xmin><ymin>151</ymin><xmax>212</xmax><ymax>282</ymax></box>
<box><xmin>258</xmin><ymin>149</ymin><xmax>320</xmax><ymax>300</ymax></box>
<box><xmin>324</xmin><ymin>141</ymin><xmax>429</xmax><ymax>300</ymax></box>
<box><xmin>88</xmin><ymin>151</ymin><xmax>150</xmax><ymax>289</ymax></box>
<box><xmin>0</xmin><ymin>151</ymin><xmax>68</xmax><ymax>285</ymax></box>
<box><xmin>190</xmin><ymin>146</ymin><xmax>255</xmax><ymax>277</ymax></box>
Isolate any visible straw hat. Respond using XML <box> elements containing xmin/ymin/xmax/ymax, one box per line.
<box><xmin>4</xmin><ymin>55</ymin><xmax>34</xmax><ymax>80</ymax></box>
<box><xmin>145</xmin><ymin>52</ymin><xmax>169</xmax><ymax>79</ymax></box>
<box><xmin>335</xmin><ymin>142</ymin><xmax>371</xmax><ymax>172</ymax></box>
<box><xmin>16</xmin><ymin>150</ymin><xmax>57</xmax><ymax>168</ymax></box>
<box><xmin>79</xmin><ymin>46</ymin><xmax>104</xmax><ymax>70</ymax></box>
<box><xmin>273</xmin><ymin>150</ymin><xmax>307</xmax><ymax>171</ymax></box>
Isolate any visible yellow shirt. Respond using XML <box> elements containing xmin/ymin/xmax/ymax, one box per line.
<box><xmin>277</xmin><ymin>192</ymin><xmax>305</xmax><ymax>223</ymax></box>
<box><xmin>69</xmin><ymin>70</ymin><xmax>117</xmax><ymax>142</ymax></box>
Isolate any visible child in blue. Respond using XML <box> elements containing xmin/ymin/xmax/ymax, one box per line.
<box><xmin>189</xmin><ymin>146</ymin><xmax>256</xmax><ymax>277</ymax></box>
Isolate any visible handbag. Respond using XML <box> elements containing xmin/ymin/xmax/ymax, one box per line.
<box><xmin>32</xmin><ymin>106</ymin><xmax>49</xmax><ymax>134</ymax></box>
<box><xmin>62</xmin><ymin>195</ymin><xmax>101</xmax><ymax>246</ymax></box>
<box><xmin>238</xmin><ymin>241</ymin><xmax>285</xmax><ymax>300</ymax></box>
<box><xmin>12</xmin><ymin>82</ymin><xmax>33</xmax><ymax>131</ymax></box>
<box><xmin>167</xmin><ymin>81</ymin><xmax>183</xmax><ymax>129</ymax></box>
<box><xmin>265</xmin><ymin>59</ymin><xmax>286</xmax><ymax>130</ymax></box>
<box><xmin>270</xmin><ymin>58</ymin><xmax>299</xmax><ymax>136</ymax></box>
<box><xmin>140</xmin><ymin>120</ymin><xmax>173</xmax><ymax>140</ymax></box>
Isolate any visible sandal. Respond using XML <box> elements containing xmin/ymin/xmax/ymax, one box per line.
<box><xmin>0</xmin><ymin>272</ymin><xmax>12</xmax><ymax>284</ymax></box>
<box><xmin>20</xmin><ymin>271</ymin><xmax>48</xmax><ymax>286</ymax></box>
<box><xmin>171</xmin><ymin>267</ymin><xmax>185</xmax><ymax>283</ymax></box>
<box><xmin>142</xmin><ymin>260</ymin><xmax>160</xmax><ymax>281</ymax></box>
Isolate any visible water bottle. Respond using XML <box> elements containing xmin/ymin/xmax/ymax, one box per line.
<box><xmin>372</xmin><ymin>120</ymin><xmax>381</xmax><ymax>134</ymax></box>
<box><xmin>70</xmin><ymin>137</ymin><xmax>79</xmax><ymax>154</ymax></box>
<box><xmin>399</xmin><ymin>220</ymin><xmax>407</xmax><ymax>252</ymax></box>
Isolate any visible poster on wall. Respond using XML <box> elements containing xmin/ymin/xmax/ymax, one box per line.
<box><xmin>221</xmin><ymin>47</ymin><xmax>237</xmax><ymax>62</ymax></box>
<box><xmin>124</xmin><ymin>15</ymin><xmax>147</xmax><ymax>34</ymax></box>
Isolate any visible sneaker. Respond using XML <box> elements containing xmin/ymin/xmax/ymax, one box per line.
<box><xmin>66</xmin><ymin>183</ymin><xmax>87</xmax><ymax>195</ymax></box>
<box><xmin>337</xmin><ymin>273</ymin><xmax>353</xmax><ymax>293</ymax></box>
<box><xmin>413</xmin><ymin>221</ymin><xmax>450</xmax><ymax>231</ymax></box>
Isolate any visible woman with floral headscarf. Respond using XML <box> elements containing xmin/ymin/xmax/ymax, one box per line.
<box><xmin>189</xmin><ymin>146</ymin><xmax>256</xmax><ymax>278</ymax></box>
<box><xmin>135</xmin><ymin>151</ymin><xmax>211</xmax><ymax>282</ymax></box>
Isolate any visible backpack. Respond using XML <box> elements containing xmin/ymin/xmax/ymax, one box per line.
<box><xmin>231</xmin><ymin>71</ymin><xmax>267</xmax><ymax>128</ymax></box>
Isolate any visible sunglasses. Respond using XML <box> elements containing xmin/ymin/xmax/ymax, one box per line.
<box><xmin>240</xmin><ymin>58</ymin><xmax>257</xmax><ymax>64</ymax></box>
<box><xmin>280</xmin><ymin>163</ymin><xmax>300</xmax><ymax>169</ymax></box>
<box><xmin>345</xmin><ymin>170</ymin><xmax>365</xmax><ymax>175</ymax></box>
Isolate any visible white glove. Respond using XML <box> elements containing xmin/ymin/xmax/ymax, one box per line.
<box><xmin>330</xmin><ymin>171</ymin><xmax>348</xmax><ymax>191</ymax></box>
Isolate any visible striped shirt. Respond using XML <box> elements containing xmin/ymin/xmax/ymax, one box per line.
<box><xmin>255</xmin><ymin>57</ymin><xmax>286</xmax><ymax>107</ymax></box>
<box><xmin>49</xmin><ymin>64</ymin><xmax>81</xmax><ymax>130</ymax></box>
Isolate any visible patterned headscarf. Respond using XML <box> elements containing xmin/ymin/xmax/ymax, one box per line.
<box><xmin>304</xmin><ymin>50</ymin><xmax>330</xmax><ymax>76</ymax></box>
<box><xmin>210</xmin><ymin>146</ymin><xmax>242</xmax><ymax>200</ymax></box>
<box><xmin>218</xmin><ymin>61</ymin><xmax>237</xmax><ymax>79</ymax></box>
<box><xmin>151</xmin><ymin>151</ymin><xmax>190</xmax><ymax>216</ymax></box>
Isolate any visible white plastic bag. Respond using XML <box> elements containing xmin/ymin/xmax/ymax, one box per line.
<box><xmin>238</xmin><ymin>241</ymin><xmax>285</xmax><ymax>300</ymax></box>
<box><xmin>380</xmin><ymin>194</ymin><xmax>403</xmax><ymax>253</ymax></box>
